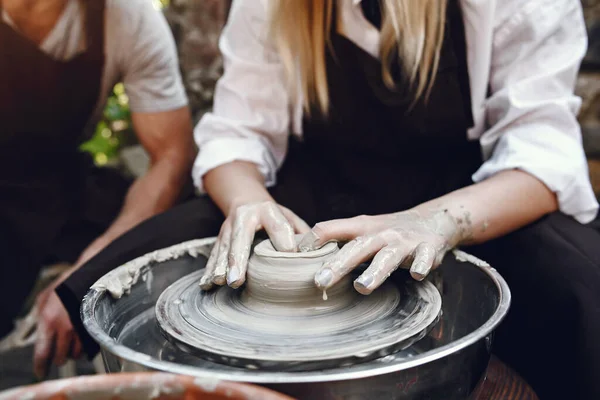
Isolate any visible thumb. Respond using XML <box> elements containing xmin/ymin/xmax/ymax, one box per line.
<box><xmin>298</xmin><ymin>216</ymin><xmax>368</xmax><ymax>252</ymax></box>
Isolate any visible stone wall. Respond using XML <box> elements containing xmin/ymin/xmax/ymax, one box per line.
<box><xmin>580</xmin><ymin>0</ymin><xmax>600</xmax><ymax>197</ymax></box>
<box><xmin>163</xmin><ymin>0</ymin><xmax>231</xmax><ymax>122</ymax></box>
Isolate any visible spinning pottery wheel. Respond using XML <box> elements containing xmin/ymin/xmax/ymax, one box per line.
<box><xmin>82</xmin><ymin>237</ymin><xmax>511</xmax><ymax>400</ymax></box>
<box><xmin>155</xmin><ymin>240</ymin><xmax>442</xmax><ymax>371</ymax></box>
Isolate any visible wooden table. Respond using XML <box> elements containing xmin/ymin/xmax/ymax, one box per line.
<box><xmin>472</xmin><ymin>356</ymin><xmax>539</xmax><ymax>400</ymax></box>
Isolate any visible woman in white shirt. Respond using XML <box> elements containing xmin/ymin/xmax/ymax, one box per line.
<box><xmin>61</xmin><ymin>0</ymin><xmax>600</xmax><ymax>398</ymax></box>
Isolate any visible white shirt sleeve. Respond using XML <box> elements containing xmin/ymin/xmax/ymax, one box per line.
<box><xmin>473</xmin><ymin>0</ymin><xmax>599</xmax><ymax>224</ymax></box>
<box><xmin>192</xmin><ymin>0</ymin><xmax>291</xmax><ymax>192</ymax></box>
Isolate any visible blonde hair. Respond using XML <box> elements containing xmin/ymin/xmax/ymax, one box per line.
<box><xmin>269</xmin><ymin>0</ymin><xmax>448</xmax><ymax>115</ymax></box>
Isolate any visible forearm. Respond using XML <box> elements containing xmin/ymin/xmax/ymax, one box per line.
<box><xmin>204</xmin><ymin>161</ymin><xmax>273</xmax><ymax>216</ymax></box>
<box><xmin>56</xmin><ymin>153</ymin><xmax>192</xmax><ymax>281</ymax></box>
<box><xmin>102</xmin><ymin>107</ymin><xmax>194</xmax><ymax>241</ymax></box>
<box><xmin>413</xmin><ymin>170</ymin><xmax>558</xmax><ymax>246</ymax></box>
<box><xmin>104</xmin><ymin>155</ymin><xmax>190</xmax><ymax>239</ymax></box>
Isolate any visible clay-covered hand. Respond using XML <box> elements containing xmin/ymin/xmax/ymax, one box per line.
<box><xmin>299</xmin><ymin>210</ymin><xmax>465</xmax><ymax>295</ymax></box>
<box><xmin>200</xmin><ymin>201</ymin><xmax>310</xmax><ymax>290</ymax></box>
<box><xmin>33</xmin><ymin>286</ymin><xmax>82</xmax><ymax>379</ymax></box>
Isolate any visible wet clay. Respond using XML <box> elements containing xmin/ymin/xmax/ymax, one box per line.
<box><xmin>156</xmin><ymin>239</ymin><xmax>442</xmax><ymax>371</ymax></box>
<box><xmin>91</xmin><ymin>238</ymin><xmax>215</xmax><ymax>298</ymax></box>
<box><xmin>452</xmin><ymin>249</ymin><xmax>491</xmax><ymax>268</ymax></box>
<box><xmin>242</xmin><ymin>240</ymin><xmax>354</xmax><ymax>314</ymax></box>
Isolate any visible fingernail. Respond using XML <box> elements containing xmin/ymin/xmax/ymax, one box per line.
<box><xmin>354</xmin><ymin>275</ymin><xmax>374</xmax><ymax>294</ymax></box>
<box><xmin>212</xmin><ymin>272</ymin><xmax>227</xmax><ymax>286</ymax></box>
<box><xmin>213</xmin><ymin>262</ymin><xmax>227</xmax><ymax>285</ymax></box>
<box><xmin>299</xmin><ymin>231</ymin><xmax>320</xmax><ymax>252</ymax></box>
<box><xmin>410</xmin><ymin>262</ymin><xmax>431</xmax><ymax>281</ymax></box>
<box><xmin>199</xmin><ymin>275</ymin><xmax>212</xmax><ymax>290</ymax></box>
<box><xmin>315</xmin><ymin>268</ymin><xmax>333</xmax><ymax>288</ymax></box>
<box><xmin>227</xmin><ymin>267</ymin><xmax>241</xmax><ymax>287</ymax></box>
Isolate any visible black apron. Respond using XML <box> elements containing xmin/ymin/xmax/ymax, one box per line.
<box><xmin>275</xmin><ymin>0</ymin><xmax>481</xmax><ymax>226</ymax></box>
<box><xmin>0</xmin><ymin>0</ymin><xmax>129</xmax><ymax>337</ymax></box>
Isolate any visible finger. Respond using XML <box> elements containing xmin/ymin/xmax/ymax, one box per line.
<box><xmin>33</xmin><ymin>323</ymin><xmax>55</xmax><ymax>379</ymax></box>
<box><xmin>314</xmin><ymin>235</ymin><xmax>386</xmax><ymax>289</ymax></box>
<box><xmin>53</xmin><ymin>329</ymin><xmax>72</xmax><ymax>367</ymax></box>
<box><xmin>228</xmin><ymin>208</ymin><xmax>258</xmax><ymax>288</ymax></box>
<box><xmin>280</xmin><ymin>207</ymin><xmax>311</xmax><ymax>234</ymax></box>
<box><xmin>410</xmin><ymin>242</ymin><xmax>437</xmax><ymax>281</ymax></box>
<box><xmin>259</xmin><ymin>203</ymin><xmax>296</xmax><ymax>252</ymax></box>
<box><xmin>199</xmin><ymin>238</ymin><xmax>219</xmax><ymax>290</ymax></box>
<box><xmin>354</xmin><ymin>245</ymin><xmax>410</xmax><ymax>295</ymax></box>
<box><xmin>35</xmin><ymin>289</ymin><xmax>52</xmax><ymax>309</ymax></box>
<box><xmin>213</xmin><ymin>220</ymin><xmax>233</xmax><ymax>286</ymax></box>
<box><xmin>71</xmin><ymin>335</ymin><xmax>83</xmax><ymax>360</ymax></box>
<box><xmin>299</xmin><ymin>216</ymin><xmax>369</xmax><ymax>252</ymax></box>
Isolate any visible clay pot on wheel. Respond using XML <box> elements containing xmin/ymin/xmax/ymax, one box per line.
<box><xmin>0</xmin><ymin>372</ymin><xmax>295</xmax><ymax>400</ymax></box>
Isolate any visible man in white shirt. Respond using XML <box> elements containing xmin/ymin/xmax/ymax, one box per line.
<box><xmin>0</xmin><ymin>0</ymin><xmax>194</xmax><ymax>377</ymax></box>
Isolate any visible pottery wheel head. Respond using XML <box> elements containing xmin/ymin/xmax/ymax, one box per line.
<box><xmin>156</xmin><ymin>239</ymin><xmax>442</xmax><ymax>371</ymax></box>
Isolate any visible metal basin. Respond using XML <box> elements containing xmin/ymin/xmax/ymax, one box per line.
<box><xmin>82</xmin><ymin>238</ymin><xmax>510</xmax><ymax>400</ymax></box>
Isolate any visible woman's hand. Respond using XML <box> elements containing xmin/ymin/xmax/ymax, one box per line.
<box><xmin>200</xmin><ymin>201</ymin><xmax>310</xmax><ymax>290</ymax></box>
<box><xmin>299</xmin><ymin>210</ymin><xmax>466</xmax><ymax>295</ymax></box>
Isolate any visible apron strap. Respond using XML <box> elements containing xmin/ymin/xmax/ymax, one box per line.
<box><xmin>82</xmin><ymin>0</ymin><xmax>106</xmax><ymax>60</ymax></box>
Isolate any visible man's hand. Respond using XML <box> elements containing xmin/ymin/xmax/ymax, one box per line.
<box><xmin>33</xmin><ymin>285</ymin><xmax>82</xmax><ymax>379</ymax></box>
<box><xmin>31</xmin><ymin>230</ymin><xmax>116</xmax><ymax>379</ymax></box>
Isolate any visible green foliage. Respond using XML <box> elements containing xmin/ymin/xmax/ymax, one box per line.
<box><xmin>153</xmin><ymin>0</ymin><xmax>170</xmax><ymax>9</ymax></box>
<box><xmin>80</xmin><ymin>83</ymin><xmax>132</xmax><ymax>165</ymax></box>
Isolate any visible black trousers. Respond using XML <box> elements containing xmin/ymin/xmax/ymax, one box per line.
<box><xmin>0</xmin><ymin>166</ymin><xmax>132</xmax><ymax>338</ymax></box>
<box><xmin>58</xmin><ymin>194</ymin><xmax>600</xmax><ymax>400</ymax></box>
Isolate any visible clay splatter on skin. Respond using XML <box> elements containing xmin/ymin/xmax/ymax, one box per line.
<box><xmin>482</xmin><ymin>220</ymin><xmax>490</xmax><ymax>233</ymax></box>
<box><xmin>451</xmin><ymin>206</ymin><xmax>475</xmax><ymax>243</ymax></box>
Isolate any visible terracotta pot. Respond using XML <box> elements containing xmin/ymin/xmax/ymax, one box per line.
<box><xmin>0</xmin><ymin>372</ymin><xmax>295</xmax><ymax>400</ymax></box>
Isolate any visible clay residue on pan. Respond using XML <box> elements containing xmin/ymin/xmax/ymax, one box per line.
<box><xmin>91</xmin><ymin>238</ymin><xmax>216</xmax><ymax>299</ymax></box>
<box><xmin>193</xmin><ymin>377</ymin><xmax>220</xmax><ymax>392</ymax></box>
<box><xmin>0</xmin><ymin>373</ymin><xmax>186</xmax><ymax>400</ymax></box>
<box><xmin>452</xmin><ymin>249</ymin><xmax>491</xmax><ymax>268</ymax></box>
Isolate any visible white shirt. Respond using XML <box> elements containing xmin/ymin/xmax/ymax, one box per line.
<box><xmin>2</xmin><ymin>0</ymin><xmax>188</xmax><ymax>138</ymax></box>
<box><xmin>193</xmin><ymin>0</ymin><xmax>599</xmax><ymax>224</ymax></box>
